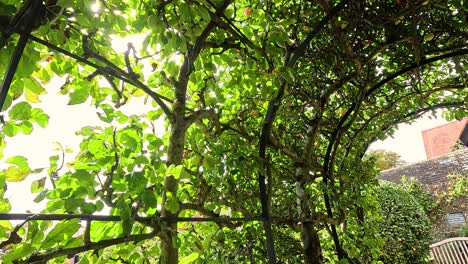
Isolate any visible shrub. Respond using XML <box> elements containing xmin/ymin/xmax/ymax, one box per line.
<box><xmin>456</xmin><ymin>225</ymin><xmax>468</xmax><ymax>237</ymax></box>
<box><xmin>376</xmin><ymin>184</ymin><xmax>432</xmax><ymax>264</ymax></box>
<box><xmin>447</xmin><ymin>173</ymin><xmax>468</xmax><ymax>198</ymax></box>
<box><xmin>400</xmin><ymin>177</ymin><xmax>438</xmax><ymax>219</ymax></box>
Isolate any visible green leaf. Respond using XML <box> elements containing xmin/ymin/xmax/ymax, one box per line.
<box><xmin>119</xmin><ymin>129</ymin><xmax>141</xmax><ymax>151</ymax></box>
<box><xmin>2</xmin><ymin>123</ymin><xmax>18</xmax><ymax>137</ymax></box>
<box><xmin>48</xmin><ymin>154</ymin><xmax>59</xmax><ymax>173</ymax></box>
<box><xmin>35</xmin><ymin>68</ymin><xmax>51</xmax><ymax>83</ymax></box>
<box><xmin>180</xmin><ymin>252</ymin><xmax>199</xmax><ymax>264</ymax></box>
<box><xmin>141</xmin><ymin>190</ymin><xmax>157</xmax><ymax>212</ymax></box>
<box><xmin>203</xmin><ymin>156</ymin><xmax>215</xmax><ymax>170</ymax></box>
<box><xmin>6</xmin><ymin>155</ymin><xmax>29</xmax><ymax>168</ymax></box>
<box><xmin>117</xmin><ymin>197</ymin><xmax>132</xmax><ymax>234</ymax></box>
<box><xmin>9</xmin><ymin>80</ymin><xmax>24</xmax><ymax>100</ymax></box>
<box><xmin>147</xmin><ymin>15</ymin><xmax>161</xmax><ymax>28</ymax></box>
<box><xmin>96</xmin><ymin>200</ymin><xmax>104</xmax><ymax>211</ymax></box>
<box><xmin>0</xmin><ymin>220</ymin><xmax>13</xmax><ymax>237</ymax></box>
<box><xmin>25</xmin><ymin>89</ymin><xmax>41</xmax><ymax>103</ymax></box>
<box><xmin>17</xmin><ymin>53</ymin><xmax>37</xmax><ymax>78</ymax></box>
<box><xmin>87</xmin><ymin>139</ymin><xmax>103</xmax><ymax>155</ymax></box>
<box><xmin>3</xmin><ymin>244</ymin><xmax>33</xmax><ymax>262</ymax></box>
<box><xmin>68</xmin><ymin>85</ymin><xmax>90</xmax><ymax>105</ymax></box>
<box><xmin>75</xmin><ymin>13</ymin><xmax>91</xmax><ymax>27</ymax></box>
<box><xmin>33</xmin><ymin>191</ymin><xmax>47</xmax><ymax>203</ymax></box>
<box><xmin>72</xmin><ymin>170</ymin><xmax>95</xmax><ymax>187</ymax></box>
<box><xmin>198</xmin><ymin>6</ymin><xmax>211</xmax><ymax>22</ymax></box>
<box><xmin>164</xmin><ymin>194</ymin><xmax>179</xmax><ymax>214</ymax></box>
<box><xmin>97</xmin><ymin>103</ymin><xmax>115</xmax><ymax>123</ymax></box>
<box><xmin>0</xmin><ymin>198</ymin><xmax>11</xmax><ymax>212</ymax></box>
<box><xmin>61</xmin><ymin>237</ymin><xmax>82</xmax><ymax>249</ymax></box>
<box><xmin>0</xmin><ymin>3</ymin><xmax>16</xmax><ymax>16</ymax></box>
<box><xmin>2</xmin><ymin>156</ymin><xmax>31</xmax><ymax>182</ymax></box>
<box><xmin>424</xmin><ymin>33</ymin><xmax>434</xmax><ymax>41</ymax></box>
<box><xmin>31</xmin><ymin>177</ymin><xmax>46</xmax><ymax>193</ymax></box>
<box><xmin>24</xmin><ymin>77</ymin><xmax>46</xmax><ymax>95</ymax></box>
<box><xmin>147</xmin><ymin>110</ymin><xmax>162</xmax><ymax>121</ymax></box>
<box><xmin>31</xmin><ymin>108</ymin><xmax>49</xmax><ymax>127</ymax></box>
<box><xmin>0</xmin><ymin>174</ymin><xmax>5</xmax><ymax>193</ymax></box>
<box><xmin>64</xmin><ymin>197</ymin><xmax>85</xmax><ymax>212</ymax></box>
<box><xmin>57</xmin><ymin>0</ymin><xmax>74</xmax><ymax>8</ymax></box>
<box><xmin>81</xmin><ymin>202</ymin><xmax>97</xmax><ymax>214</ymax></box>
<box><xmin>166</xmin><ymin>164</ymin><xmax>184</xmax><ymax>179</ymax></box>
<box><xmin>18</xmin><ymin>121</ymin><xmax>33</xmax><ymax>135</ymax></box>
<box><xmin>127</xmin><ymin>171</ymin><xmax>148</xmax><ymax>194</ymax></box>
<box><xmin>277</xmin><ymin>66</ymin><xmax>295</xmax><ymax>83</ymax></box>
<box><xmin>1</xmin><ymin>94</ymin><xmax>12</xmax><ymax>111</ymax></box>
<box><xmin>41</xmin><ymin>219</ymin><xmax>80</xmax><ymax>248</ymax></box>
<box><xmin>178</xmin><ymin>3</ymin><xmax>191</xmax><ymax>18</ymax></box>
<box><xmin>8</xmin><ymin>102</ymin><xmax>32</xmax><ymax>121</ymax></box>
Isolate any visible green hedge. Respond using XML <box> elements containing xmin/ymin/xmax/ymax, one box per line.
<box><xmin>376</xmin><ymin>184</ymin><xmax>432</xmax><ymax>264</ymax></box>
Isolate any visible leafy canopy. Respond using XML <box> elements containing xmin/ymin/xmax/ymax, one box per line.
<box><xmin>0</xmin><ymin>0</ymin><xmax>466</xmax><ymax>263</ymax></box>
<box><xmin>366</xmin><ymin>149</ymin><xmax>407</xmax><ymax>171</ymax></box>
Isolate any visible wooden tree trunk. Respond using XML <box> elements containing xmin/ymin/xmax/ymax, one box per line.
<box><xmin>160</xmin><ymin>225</ymin><xmax>178</xmax><ymax>264</ymax></box>
<box><xmin>296</xmin><ymin>167</ymin><xmax>323</xmax><ymax>264</ymax></box>
<box><xmin>301</xmin><ymin>222</ymin><xmax>323</xmax><ymax>264</ymax></box>
<box><xmin>160</xmin><ymin>101</ymin><xmax>186</xmax><ymax>264</ymax></box>
<box><xmin>158</xmin><ymin>4</ymin><xmax>229</xmax><ymax>261</ymax></box>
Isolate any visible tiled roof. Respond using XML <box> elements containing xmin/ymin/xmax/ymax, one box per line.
<box><xmin>379</xmin><ymin>149</ymin><xmax>468</xmax><ymax>186</ymax></box>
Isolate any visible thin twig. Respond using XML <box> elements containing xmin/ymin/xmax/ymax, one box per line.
<box><xmin>25</xmin><ymin>231</ymin><xmax>158</xmax><ymax>263</ymax></box>
<box><xmin>26</xmin><ymin>34</ymin><xmax>174</xmax><ymax>119</ymax></box>
<box><xmin>0</xmin><ymin>214</ymin><xmax>34</xmax><ymax>249</ymax></box>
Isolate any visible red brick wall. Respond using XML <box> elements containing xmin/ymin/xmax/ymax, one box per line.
<box><xmin>422</xmin><ymin>118</ymin><xmax>468</xmax><ymax>160</ymax></box>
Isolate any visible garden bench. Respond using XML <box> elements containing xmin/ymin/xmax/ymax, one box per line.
<box><xmin>430</xmin><ymin>237</ymin><xmax>468</xmax><ymax>264</ymax></box>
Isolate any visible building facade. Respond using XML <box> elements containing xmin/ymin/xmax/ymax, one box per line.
<box><xmin>422</xmin><ymin>118</ymin><xmax>468</xmax><ymax>160</ymax></box>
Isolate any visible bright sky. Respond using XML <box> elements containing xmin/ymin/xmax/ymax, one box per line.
<box><xmin>1</xmin><ymin>35</ymin><xmax>154</xmax><ymax>213</ymax></box>
<box><xmin>2</xmin><ymin>79</ymin><xmax>154</xmax><ymax>213</ymax></box>
<box><xmin>368</xmin><ymin>111</ymin><xmax>451</xmax><ymax>163</ymax></box>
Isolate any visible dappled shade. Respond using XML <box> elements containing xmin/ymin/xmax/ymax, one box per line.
<box><xmin>0</xmin><ymin>0</ymin><xmax>466</xmax><ymax>263</ymax></box>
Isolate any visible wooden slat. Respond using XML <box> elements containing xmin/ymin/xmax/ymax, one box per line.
<box><xmin>433</xmin><ymin>246</ymin><xmax>444</xmax><ymax>263</ymax></box>
<box><xmin>450</xmin><ymin>244</ymin><xmax>459</xmax><ymax>263</ymax></box>
<box><xmin>434</xmin><ymin>244</ymin><xmax>445</xmax><ymax>263</ymax></box>
<box><xmin>430</xmin><ymin>249</ymin><xmax>436</xmax><ymax>264</ymax></box>
<box><xmin>440</xmin><ymin>244</ymin><xmax>451</xmax><ymax>263</ymax></box>
<box><xmin>430</xmin><ymin>237</ymin><xmax>468</xmax><ymax>264</ymax></box>
<box><xmin>461</xmin><ymin>240</ymin><xmax>468</xmax><ymax>260</ymax></box>
<box><xmin>455</xmin><ymin>241</ymin><xmax>466</xmax><ymax>263</ymax></box>
<box><xmin>450</xmin><ymin>242</ymin><xmax>462</xmax><ymax>263</ymax></box>
<box><xmin>431</xmin><ymin>237</ymin><xmax>468</xmax><ymax>248</ymax></box>
<box><xmin>457</xmin><ymin>239</ymin><xmax>467</xmax><ymax>263</ymax></box>
<box><xmin>446</xmin><ymin>243</ymin><xmax>456</xmax><ymax>263</ymax></box>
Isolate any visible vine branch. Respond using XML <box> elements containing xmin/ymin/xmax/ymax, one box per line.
<box><xmin>257</xmin><ymin>1</ymin><xmax>349</xmax><ymax>262</ymax></box>
<box><xmin>24</xmin><ymin>231</ymin><xmax>158</xmax><ymax>264</ymax></box>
